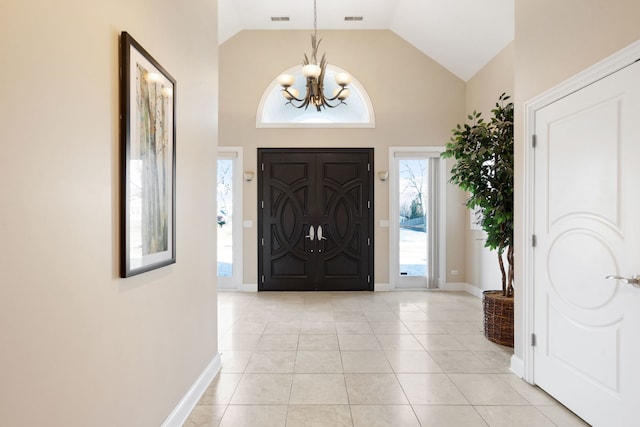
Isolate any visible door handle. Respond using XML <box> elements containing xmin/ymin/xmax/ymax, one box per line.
<box><xmin>305</xmin><ymin>225</ymin><xmax>315</xmax><ymax>241</ymax></box>
<box><xmin>605</xmin><ymin>275</ymin><xmax>640</xmax><ymax>288</ymax></box>
<box><xmin>317</xmin><ymin>225</ymin><xmax>327</xmax><ymax>241</ymax></box>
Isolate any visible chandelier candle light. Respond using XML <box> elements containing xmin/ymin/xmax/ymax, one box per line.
<box><xmin>277</xmin><ymin>0</ymin><xmax>352</xmax><ymax>111</ymax></box>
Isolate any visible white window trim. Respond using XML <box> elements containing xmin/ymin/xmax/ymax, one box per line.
<box><xmin>389</xmin><ymin>146</ymin><xmax>447</xmax><ymax>290</ymax></box>
<box><xmin>217</xmin><ymin>146</ymin><xmax>243</xmax><ymax>290</ymax></box>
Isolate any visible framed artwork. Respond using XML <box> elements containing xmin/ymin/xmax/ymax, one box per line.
<box><xmin>120</xmin><ymin>31</ymin><xmax>176</xmax><ymax>277</ymax></box>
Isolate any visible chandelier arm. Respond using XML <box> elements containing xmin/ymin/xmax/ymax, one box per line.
<box><xmin>281</xmin><ymin>88</ymin><xmax>305</xmax><ymax>103</ymax></box>
<box><xmin>320</xmin><ymin>99</ymin><xmax>347</xmax><ymax>108</ymax></box>
<box><xmin>326</xmin><ymin>87</ymin><xmax>348</xmax><ymax>102</ymax></box>
<box><xmin>286</xmin><ymin>98</ymin><xmax>311</xmax><ymax>109</ymax></box>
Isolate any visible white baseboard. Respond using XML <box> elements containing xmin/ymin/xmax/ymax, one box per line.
<box><xmin>374</xmin><ymin>283</ymin><xmax>391</xmax><ymax>292</ymax></box>
<box><xmin>241</xmin><ymin>283</ymin><xmax>258</xmax><ymax>292</ymax></box>
<box><xmin>441</xmin><ymin>282</ymin><xmax>467</xmax><ymax>291</ymax></box>
<box><xmin>441</xmin><ymin>282</ymin><xmax>494</xmax><ymax>299</ymax></box>
<box><xmin>161</xmin><ymin>353</ymin><xmax>222</xmax><ymax>427</ymax></box>
<box><xmin>464</xmin><ymin>283</ymin><xmax>484</xmax><ymax>298</ymax></box>
<box><xmin>510</xmin><ymin>354</ymin><xmax>525</xmax><ymax>379</ymax></box>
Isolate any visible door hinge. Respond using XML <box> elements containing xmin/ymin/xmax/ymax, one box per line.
<box><xmin>261</xmin><ymin>200</ymin><xmax>264</xmax><ymax>209</ymax></box>
<box><xmin>261</xmin><ymin>275</ymin><xmax>265</xmax><ymax>283</ymax></box>
<box><xmin>532</xmin><ymin>234</ymin><xmax>537</xmax><ymax>247</ymax></box>
<box><xmin>532</xmin><ymin>134</ymin><xmax>537</xmax><ymax>148</ymax></box>
<box><xmin>531</xmin><ymin>333</ymin><xmax>537</xmax><ymax>347</ymax></box>
<box><xmin>367</xmin><ymin>275</ymin><xmax>371</xmax><ymax>283</ymax></box>
<box><xmin>261</xmin><ymin>237</ymin><xmax>264</xmax><ymax>246</ymax></box>
<box><xmin>367</xmin><ymin>163</ymin><xmax>371</xmax><ymax>172</ymax></box>
<box><xmin>367</xmin><ymin>200</ymin><xmax>371</xmax><ymax>209</ymax></box>
<box><xmin>261</xmin><ymin>163</ymin><xmax>265</xmax><ymax>171</ymax></box>
<box><xmin>367</xmin><ymin>238</ymin><xmax>371</xmax><ymax>246</ymax></box>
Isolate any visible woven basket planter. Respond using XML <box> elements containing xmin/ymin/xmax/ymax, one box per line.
<box><xmin>482</xmin><ymin>290</ymin><xmax>514</xmax><ymax>347</ymax></box>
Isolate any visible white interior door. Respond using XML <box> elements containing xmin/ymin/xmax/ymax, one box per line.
<box><xmin>533</xmin><ymin>60</ymin><xmax>640</xmax><ymax>426</ymax></box>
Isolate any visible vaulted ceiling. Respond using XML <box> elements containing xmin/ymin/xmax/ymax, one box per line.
<box><xmin>218</xmin><ymin>0</ymin><xmax>514</xmax><ymax>82</ymax></box>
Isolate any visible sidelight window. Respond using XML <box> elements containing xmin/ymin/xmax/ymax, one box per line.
<box><xmin>217</xmin><ymin>148</ymin><xmax>243</xmax><ymax>289</ymax></box>
<box><xmin>389</xmin><ymin>148</ymin><xmax>446</xmax><ymax>289</ymax></box>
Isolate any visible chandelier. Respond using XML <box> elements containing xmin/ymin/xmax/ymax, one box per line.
<box><xmin>277</xmin><ymin>0</ymin><xmax>352</xmax><ymax>111</ymax></box>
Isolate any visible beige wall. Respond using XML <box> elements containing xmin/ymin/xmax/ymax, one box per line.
<box><xmin>466</xmin><ymin>43</ymin><xmax>515</xmax><ymax>119</ymax></box>
<box><xmin>0</xmin><ymin>1</ymin><xmax>218</xmax><ymax>426</ymax></box>
<box><xmin>219</xmin><ymin>30</ymin><xmax>467</xmax><ymax>286</ymax></box>
<box><xmin>464</xmin><ymin>42</ymin><xmax>515</xmax><ymax>292</ymax></box>
<box><xmin>513</xmin><ymin>0</ymin><xmax>640</xmax><ymax>359</ymax></box>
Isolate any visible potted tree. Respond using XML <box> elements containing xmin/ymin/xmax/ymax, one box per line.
<box><xmin>441</xmin><ymin>93</ymin><xmax>514</xmax><ymax>347</ymax></box>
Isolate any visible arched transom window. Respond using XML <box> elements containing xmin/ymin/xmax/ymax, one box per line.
<box><xmin>256</xmin><ymin>65</ymin><xmax>375</xmax><ymax>128</ymax></box>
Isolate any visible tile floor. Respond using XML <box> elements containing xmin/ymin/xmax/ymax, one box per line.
<box><xmin>183</xmin><ymin>291</ymin><xmax>589</xmax><ymax>427</ymax></box>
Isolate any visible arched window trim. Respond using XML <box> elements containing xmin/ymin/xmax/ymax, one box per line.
<box><xmin>256</xmin><ymin>64</ymin><xmax>376</xmax><ymax>129</ymax></box>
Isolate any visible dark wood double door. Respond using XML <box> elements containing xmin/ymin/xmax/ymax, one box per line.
<box><xmin>258</xmin><ymin>148</ymin><xmax>373</xmax><ymax>291</ymax></box>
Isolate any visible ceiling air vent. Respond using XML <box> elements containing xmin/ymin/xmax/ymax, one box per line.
<box><xmin>344</xmin><ymin>16</ymin><xmax>364</xmax><ymax>21</ymax></box>
<box><xmin>271</xmin><ymin>16</ymin><xmax>290</xmax><ymax>22</ymax></box>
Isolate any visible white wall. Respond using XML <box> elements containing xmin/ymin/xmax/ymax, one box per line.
<box><xmin>0</xmin><ymin>1</ymin><xmax>218</xmax><ymax>425</ymax></box>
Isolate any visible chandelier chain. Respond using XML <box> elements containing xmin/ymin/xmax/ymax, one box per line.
<box><xmin>277</xmin><ymin>0</ymin><xmax>351</xmax><ymax>111</ymax></box>
<box><xmin>313</xmin><ymin>0</ymin><xmax>318</xmax><ymax>39</ymax></box>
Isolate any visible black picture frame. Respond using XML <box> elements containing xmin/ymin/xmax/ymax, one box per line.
<box><xmin>120</xmin><ymin>31</ymin><xmax>176</xmax><ymax>277</ymax></box>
